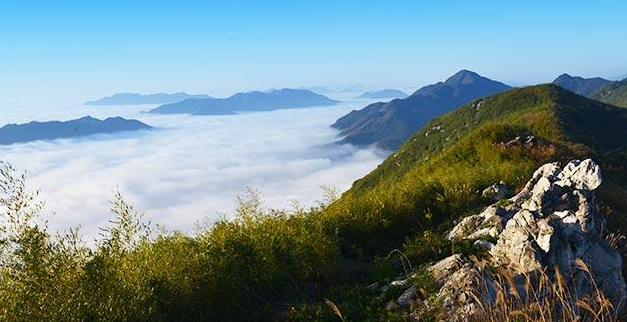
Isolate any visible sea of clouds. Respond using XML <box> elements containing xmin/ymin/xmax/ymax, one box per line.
<box><xmin>0</xmin><ymin>95</ymin><xmax>386</xmax><ymax>242</ymax></box>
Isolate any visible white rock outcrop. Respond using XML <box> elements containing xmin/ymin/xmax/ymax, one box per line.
<box><xmin>481</xmin><ymin>181</ymin><xmax>510</xmax><ymax>200</ymax></box>
<box><xmin>433</xmin><ymin>159</ymin><xmax>626</xmax><ymax>320</ymax></box>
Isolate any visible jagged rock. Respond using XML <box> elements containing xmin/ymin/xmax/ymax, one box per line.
<box><xmin>431</xmin><ymin>159</ymin><xmax>626</xmax><ymax>320</ymax></box>
<box><xmin>427</xmin><ymin>254</ymin><xmax>469</xmax><ymax>284</ymax></box>
<box><xmin>416</xmin><ymin>255</ymin><xmax>497</xmax><ymax>322</ymax></box>
<box><xmin>490</xmin><ymin>209</ymin><xmax>554</xmax><ymax>271</ymax></box>
<box><xmin>481</xmin><ymin>181</ymin><xmax>510</xmax><ymax>200</ymax></box>
<box><xmin>558</xmin><ymin>159</ymin><xmax>602</xmax><ymax>190</ymax></box>
<box><xmin>435</xmin><ymin>264</ymin><xmax>494</xmax><ymax>322</ymax></box>
<box><xmin>446</xmin><ymin>205</ymin><xmax>511</xmax><ymax>241</ymax></box>
<box><xmin>489</xmin><ymin>159</ymin><xmax>624</xmax><ymax>307</ymax></box>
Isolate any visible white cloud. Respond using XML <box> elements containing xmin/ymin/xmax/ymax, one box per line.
<box><xmin>0</xmin><ymin>98</ymin><xmax>385</xmax><ymax>242</ymax></box>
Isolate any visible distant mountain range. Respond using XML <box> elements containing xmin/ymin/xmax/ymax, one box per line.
<box><xmin>0</xmin><ymin>116</ymin><xmax>151</xmax><ymax>145</ymax></box>
<box><xmin>332</xmin><ymin>70</ymin><xmax>511</xmax><ymax>150</ymax></box>
<box><xmin>85</xmin><ymin>92</ymin><xmax>211</xmax><ymax>106</ymax></box>
<box><xmin>357</xmin><ymin>89</ymin><xmax>408</xmax><ymax>100</ymax></box>
<box><xmin>304</xmin><ymin>86</ymin><xmax>335</xmax><ymax>94</ymax></box>
<box><xmin>552</xmin><ymin>74</ymin><xmax>613</xmax><ymax>97</ymax></box>
<box><xmin>148</xmin><ymin>89</ymin><xmax>338</xmax><ymax>115</ymax></box>
<box><xmin>304</xmin><ymin>85</ymin><xmax>369</xmax><ymax>94</ymax></box>
<box><xmin>592</xmin><ymin>79</ymin><xmax>627</xmax><ymax>108</ymax></box>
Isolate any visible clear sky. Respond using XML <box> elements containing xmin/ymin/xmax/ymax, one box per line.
<box><xmin>1</xmin><ymin>0</ymin><xmax>626</xmax><ymax>102</ymax></box>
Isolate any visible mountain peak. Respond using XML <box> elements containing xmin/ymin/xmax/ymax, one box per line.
<box><xmin>444</xmin><ymin>70</ymin><xmax>483</xmax><ymax>85</ymax></box>
<box><xmin>332</xmin><ymin>71</ymin><xmax>510</xmax><ymax>150</ymax></box>
<box><xmin>554</xmin><ymin>73</ymin><xmax>574</xmax><ymax>81</ymax></box>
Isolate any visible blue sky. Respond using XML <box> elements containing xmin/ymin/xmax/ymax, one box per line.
<box><xmin>1</xmin><ymin>0</ymin><xmax>626</xmax><ymax>102</ymax></box>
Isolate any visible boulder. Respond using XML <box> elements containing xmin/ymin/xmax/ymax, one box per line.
<box><xmin>435</xmin><ymin>265</ymin><xmax>487</xmax><ymax>321</ymax></box>
<box><xmin>446</xmin><ymin>205</ymin><xmax>513</xmax><ymax>241</ymax></box>
<box><xmin>427</xmin><ymin>254</ymin><xmax>469</xmax><ymax>284</ymax></box>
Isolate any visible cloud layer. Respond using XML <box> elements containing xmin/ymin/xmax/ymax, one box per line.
<box><xmin>0</xmin><ymin>98</ymin><xmax>385</xmax><ymax>241</ymax></box>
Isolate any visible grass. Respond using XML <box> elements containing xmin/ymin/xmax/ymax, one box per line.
<box><xmin>1</xmin><ymin>85</ymin><xmax>627</xmax><ymax>321</ymax></box>
<box><xmin>470</xmin><ymin>260</ymin><xmax>620</xmax><ymax>322</ymax></box>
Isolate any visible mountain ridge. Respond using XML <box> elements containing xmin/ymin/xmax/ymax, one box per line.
<box><xmin>86</xmin><ymin>92</ymin><xmax>211</xmax><ymax>106</ymax></box>
<box><xmin>552</xmin><ymin>73</ymin><xmax>612</xmax><ymax>97</ymax></box>
<box><xmin>357</xmin><ymin>89</ymin><xmax>408</xmax><ymax>99</ymax></box>
<box><xmin>148</xmin><ymin>88</ymin><xmax>338</xmax><ymax>115</ymax></box>
<box><xmin>325</xmin><ymin>83</ymin><xmax>627</xmax><ymax>259</ymax></box>
<box><xmin>0</xmin><ymin>116</ymin><xmax>151</xmax><ymax>145</ymax></box>
<box><xmin>332</xmin><ymin>70</ymin><xmax>511</xmax><ymax>150</ymax></box>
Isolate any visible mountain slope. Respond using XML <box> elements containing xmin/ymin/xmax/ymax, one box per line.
<box><xmin>86</xmin><ymin>92</ymin><xmax>211</xmax><ymax>105</ymax></box>
<box><xmin>0</xmin><ymin>116</ymin><xmax>151</xmax><ymax>145</ymax></box>
<box><xmin>332</xmin><ymin>70</ymin><xmax>511</xmax><ymax>150</ymax></box>
<box><xmin>8</xmin><ymin>85</ymin><xmax>627</xmax><ymax>322</ymax></box>
<box><xmin>552</xmin><ymin>73</ymin><xmax>613</xmax><ymax>97</ymax></box>
<box><xmin>357</xmin><ymin>89</ymin><xmax>408</xmax><ymax>99</ymax></box>
<box><xmin>324</xmin><ymin>84</ymin><xmax>627</xmax><ymax>255</ymax></box>
<box><xmin>592</xmin><ymin>79</ymin><xmax>627</xmax><ymax>108</ymax></box>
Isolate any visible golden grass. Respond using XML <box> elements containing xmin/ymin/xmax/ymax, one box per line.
<box><xmin>470</xmin><ymin>261</ymin><xmax>620</xmax><ymax>322</ymax></box>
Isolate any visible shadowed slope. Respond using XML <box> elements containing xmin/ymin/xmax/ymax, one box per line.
<box><xmin>332</xmin><ymin>70</ymin><xmax>511</xmax><ymax>150</ymax></box>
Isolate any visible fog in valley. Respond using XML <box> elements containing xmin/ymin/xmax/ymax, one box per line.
<box><xmin>0</xmin><ymin>94</ymin><xmax>386</xmax><ymax>240</ymax></box>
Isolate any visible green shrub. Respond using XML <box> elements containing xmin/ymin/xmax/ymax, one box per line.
<box><xmin>1</xmin><ymin>85</ymin><xmax>627</xmax><ymax>321</ymax></box>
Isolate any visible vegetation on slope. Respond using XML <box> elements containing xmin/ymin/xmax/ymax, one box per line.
<box><xmin>592</xmin><ymin>79</ymin><xmax>627</xmax><ymax>108</ymax></box>
<box><xmin>2</xmin><ymin>84</ymin><xmax>627</xmax><ymax>321</ymax></box>
<box><xmin>330</xmin><ymin>85</ymin><xmax>627</xmax><ymax>255</ymax></box>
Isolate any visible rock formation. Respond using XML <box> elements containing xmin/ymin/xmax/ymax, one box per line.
<box><xmin>392</xmin><ymin>159</ymin><xmax>626</xmax><ymax>321</ymax></box>
<box><xmin>480</xmin><ymin>181</ymin><xmax>510</xmax><ymax>200</ymax></box>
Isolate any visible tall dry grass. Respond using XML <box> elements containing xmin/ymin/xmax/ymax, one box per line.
<box><xmin>470</xmin><ymin>260</ymin><xmax>621</xmax><ymax>322</ymax></box>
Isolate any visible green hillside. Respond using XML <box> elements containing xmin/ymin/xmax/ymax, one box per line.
<box><xmin>325</xmin><ymin>84</ymin><xmax>627</xmax><ymax>255</ymax></box>
<box><xmin>293</xmin><ymin>83</ymin><xmax>627</xmax><ymax>320</ymax></box>
<box><xmin>592</xmin><ymin>79</ymin><xmax>627</xmax><ymax>108</ymax></box>
<box><xmin>3</xmin><ymin>84</ymin><xmax>627</xmax><ymax>322</ymax></box>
